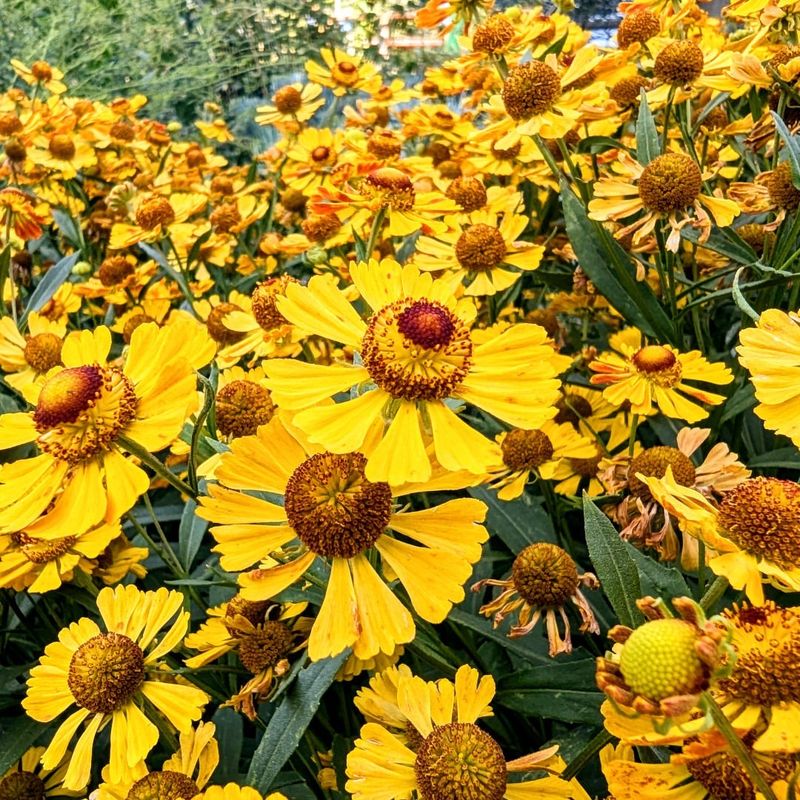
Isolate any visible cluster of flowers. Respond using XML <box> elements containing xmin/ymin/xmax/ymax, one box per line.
<box><xmin>1</xmin><ymin>0</ymin><xmax>800</xmax><ymax>796</ymax></box>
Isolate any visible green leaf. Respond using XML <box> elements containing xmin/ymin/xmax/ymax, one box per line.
<box><xmin>211</xmin><ymin>706</ymin><xmax>243</xmax><ymax>783</ymax></box>
<box><xmin>720</xmin><ymin>382</ymin><xmax>755</xmax><ymax>424</ymax></box>
<box><xmin>576</xmin><ymin>136</ymin><xmax>635</xmax><ymax>155</ymax></box>
<box><xmin>20</xmin><ymin>252</ymin><xmax>80</xmax><ymax>327</ymax></box>
<box><xmin>771</xmin><ymin>111</ymin><xmax>800</xmax><ymax>189</ymax></box>
<box><xmin>448</xmin><ymin>608</ymin><xmax>550</xmax><ymax>664</ymax></box>
<box><xmin>748</xmin><ymin>447</ymin><xmax>800</xmax><ymax>469</ymax></box>
<box><xmin>583</xmin><ymin>494</ymin><xmax>644</xmax><ymax>628</ymax></box>
<box><xmin>0</xmin><ymin>245</ymin><xmax>10</xmax><ymax>319</ymax></box>
<box><xmin>178</xmin><ymin>499</ymin><xmax>208</xmax><ymax>571</ymax></box>
<box><xmin>622</xmin><ymin>541</ymin><xmax>691</xmax><ymax>600</ymax></box>
<box><xmin>635</xmin><ymin>90</ymin><xmax>659</xmax><ymax>165</ymax></box>
<box><xmin>561</xmin><ymin>182</ymin><xmax>675</xmax><ymax>343</ymax></box>
<box><xmin>680</xmin><ymin>225</ymin><xmax>757</xmax><ymax>265</ymax></box>
<box><xmin>467</xmin><ymin>486</ymin><xmax>556</xmax><ymax>553</ymax></box>
<box><xmin>51</xmin><ymin>208</ymin><xmax>83</xmax><ymax>248</ymax></box>
<box><xmin>496</xmin><ymin>660</ymin><xmax>603</xmax><ymax>723</ymax></box>
<box><xmin>0</xmin><ymin>716</ymin><xmax>42</xmax><ymax>775</ymax></box>
<box><xmin>246</xmin><ymin>650</ymin><xmax>350</xmax><ymax>792</ymax></box>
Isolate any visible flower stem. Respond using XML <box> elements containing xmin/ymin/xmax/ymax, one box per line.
<box><xmin>699</xmin><ymin>574</ymin><xmax>729</xmax><ymax>613</ymax></box>
<box><xmin>117</xmin><ymin>435</ymin><xmax>198</xmax><ymax>499</ymax></box>
<box><xmin>703</xmin><ymin>692</ymin><xmax>778</xmax><ymax>800</ymax></box>
<box><xmin>562</xmin><ymin>728</ymin><xmax>614</xmax><ymax>781</ymax></box>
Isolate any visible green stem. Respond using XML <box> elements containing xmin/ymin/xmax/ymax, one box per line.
<box><xmin>561</xmin><ymin>728</ymin><xmax>614</xmax><ymax>781</ymax></box>
<box><xmin>627</xmin><ymin>414</ymin><xmax>640</xmax><ymax>456</ymax></box>
<box><xmin>699</xmin><ymin>575</ymin><xmax>729</xmax><ymax>612</ymax></box>
<box><xmin>704</xmin><ymin>692</ymin><xmax>779</xmax><ymax>800</ymax></box>
<box><xmin>363</xmin><ymin>206</ymin><xmax>387</xmax><ymax>261</ymax></box>
<box><xmin>117</xmin><ymin>435</ymin><xmax>198</xmax><ymax>499</ymax></box>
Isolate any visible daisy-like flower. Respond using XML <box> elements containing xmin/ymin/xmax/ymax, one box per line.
<box><xmin>184</xmin><ymin>596</ymin><xmax>309</xmax><ymax>719</ymax></box>
<box><xmin>262</xmin><ymin>260</ymin><xmax>569</xmax><ymax>483</ymax></box>
<box><xmin>10</xmin><ymin>59</ymin><xmax>67</xmax><ymax>94</ymax></box>
<box><xmin>255</xmin><ymin>83</ymin><xmax>325</xmax><ymax>127</ymax></box>
<box><xmin>0</xmin><ymin>519</ymin><xmax>120</xmax><ymax>593</ymax></box>
<box><xmin>194</xmin><ymin>785</ymin><xmax>289</xmax><ymax>800</ymax></box>
<box><xmin>96</xmin><ymin>720</ymin><xmax>219</xmax><ymax>800</ymax></box>
<box><xmin>0</xmin><ymin>745</ymin><xmax>80</xmax><ymax>800</ymax></box>
<box><xmin>196</xmin><ymin>118</ymin><xmax>234</xmax><ymax>142</ymax></box>
<box><xmin>92</xmin><ymin>533</ymin><xmax>148</xmax><ymax>585</ymax></box>
<box><xmin>0</xmin><ymin>320</ymin><xmax>211</xmax><ymax>538</ymax></box>
<box><xmin>22</xmin><ymin>585</ymin><xmax>209</xmax><ymax>790</ymax></box>
<box><xmin>602</xmin><ymin>734</ymin><xmax>798</xmax><ymax>800</ymax></box>
<box><xmin>643</xmin><ymin>472</ymin><xmax>800</xmax><ymax>606</ymax></box>
<box><xmin>414</xmin><ymin>209</ymin><xmax>544</xmax><ymax>296</ymax></box>
<box><xmin>596</xmin><ymin>595</ymin><xmax>733</xmax><ymax>717</ymax></box>
<box><xmin>197</xmin><ymin>415</ymin><xmax>488</xmax><ymax>662</ymax></box>
<box><xmin>0</xmin><ymin>312</ymin><xmax>66</xmax><ymax>402</ymax></box>
<box><xmin>587</xmin><ymin>150</ymin><xmax>740</xmax><ymax>252</ymax></box>
<box><xmin>28</xmin><ymin>129</ymin><xmax>97</xmax><ymax>180</ymax></box>
<box><xmin>305</xmin><ymin>48</ymin><xmax>381</xmax><ymax>97</ymax></box>
<box><xmin>74</xmin><ymin>255</ymin><xmax>156</xmax><ymax>305</ymax></box>
<box><xmin>713</xmin><ymin>601</ymin><xmax>800</xmax><ymax>752</ymax></box>
<box><xmin>416</xmin><ymin>0</ymin><xmax>493</xmax><ymax>32</ymax></box>
<box><xmin>211</xmin><ymin>365</ymin><xmax>276</xmax><ymax>440</ymax></box>
<box><xmin>473</xmin><ymin>542</ymin><xmax>599</xmax><ymax>656</ymax></box>
<box><xmin>589</xmin><ymin>328</ymin><xmax>733</xmax><ymax>423</ymax></box>
<box><xmin>0</xmin><ymin>187</ymin><xmax>47</xmax><ymax>244</ymax></box>
<box><xmin>737</xmin><ymin>307</ymin><xmax>800</xmax><ymax>449</ymax></box>
<box><xmin>109</xmin><ymin>191</ymin><xmax>207</xmax><ymax>250</ymax></box>
<box><xmin>346</xmin><ymin>664</ymin><xmax>578</xmax><ymax>800</ymax></box>
<box><xmin>487</xmin><ymin>419</ymin><xmax>598</xmax><ymax>500</ymax></box>
<box><xmin>282</xmin><ymin>127</ymin><xmax>344</xmax><ymax>194</ymax></box>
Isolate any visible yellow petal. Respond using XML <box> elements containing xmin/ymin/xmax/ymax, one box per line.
<box><xmin>308</xmin><ymin>557</ymin><xmax>359</xmax><ymax>660</ymax></box>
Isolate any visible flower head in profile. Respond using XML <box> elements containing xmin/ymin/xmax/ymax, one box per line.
<box><xmin>0</xmin><ymin>745</ymin><xmax>81</xmax><ymax>800</ymax></box>
<box><xmin>0</xmin><ymin>187</ymin><xmax>47</xmax><ymax>245</ymax></box>
<box><xmin>23</xmin><ymin>585</ymin><xmax>209</xmax><ymax>790</ymax></box>
<box><xmin>346</xmin><ymin>664</ymin><xmax>579</xmax><ymax>800</ymax></box>
<box><xmin>10</xmin><ymin>59</ymin><xmax>67</xmax><ymax>94</ymax></box>
<box><xmin>262</xmin><ymin>259</ymin><xmax>568</xmax><ymax>484</ymax></box>
<box><xmin>589</xmin><ymin>328</ymin><xmax>733</xmax><ymax>423</ymax></box>
<box><xmin>473</xmin><ymin>542</ymin><xmax>599</xmax><ymax>656</ymax></box>
<box><xmin>588</xmin><ymin>150</ymin><xmax>740</xmax><ymax>252</ymax></box>
<box><xmin>198</xmin><ymin>415</ymin><xmax>488</xmax><ymax>663</ymax></box>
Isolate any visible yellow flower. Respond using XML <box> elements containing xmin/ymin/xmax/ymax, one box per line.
<box><xmin>23</xmin><ymin>585</ymin><xmax>209</xmax><ymax>790</ymax></box>
<box><xmin>0</xmin><ymin>320</ymin><xmax>210</xmax><ymax>538</ymax></box>
<box><xmin>196</xmin><ymin>118</ymin><xmax>234</xmax><ymax>142</ymax></box>
<box><xmin>346</xmin><ymin>664</ymin><xmax>578</xmax><ymax>800</ymax></box>
<box><xmin>28</xmin><ymin>130</ymin><xmax>97</xmax><ymax>180</ymax></box>
<box><xmin>588</xmin><ymin>150</ymin><xmax>740</xmax><ymax>252</ymax></box>
<box><xmin>10</xmin><ymin>59</ymin><xmax>67</xmax><ymax>94</ymax></box>
<box><xmin>0</xmin><ymin>745</ymin><xmax>81</xmax><ymax>799</ymax></box>
<box><xmin>109</xmin><ymin>191</ymin><xmax>207</xmax><ymax>249</ymax></box>
<box><xmin>262</xmin><ymin>259</ymin><xmax>569</xmax><ymax>483</ymax></box>
<box><xmin>193</xmin><ymin>785</ymin><xmax>289</xmax><ymax>800</ymax></box>
<box><xmin>305</xmin><ymin>48</ymin><xmax>381</xmax><ymax>96</ymax></box>
<box><xmin>256</xmin><ymin>83</ymin><xmax>325</xmax><ymax>126</ymax></box>
<box><xmin>738</xmin><ymin>307</ymin><xmax>800</xmax><ymax>449</ymax></box>
<box><xmin>414</xmin><ymin>209</ymin><xmax>544</xmax><ymax>296</ymax></box>
<box><xmin>589</xmin><ymin>329</ymin><xmax>732</xmax><ymax>422</ymax></box>
<box><xmin>197</xmin><ymin>415</ymin><xmax>488</xmax><ymax>662</ymax></box>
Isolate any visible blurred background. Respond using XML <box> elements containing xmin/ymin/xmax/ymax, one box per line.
<box><xmin>0</xmin><ymin>0</ymin><xmax>620</xmax><ymax>145</ymax></box>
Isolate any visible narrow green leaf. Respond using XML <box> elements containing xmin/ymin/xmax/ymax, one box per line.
<box><xmin>771</xmin><ymin>111</ymin><xmax>800</xmax><ymax>189</ymax></box>
<box><xmin>211</xmin><ymin>707</ymin><xmax>243</xmax><ymax>783</ymax></box>
<box><xmin>178</xmin><ymin>499</ymin><xmax>208</xmax><ymax>571</ymax></box>
<box><xmin>0</xmin><ymin>246</ymin><xmax>10</xmax><ymax>319</ymax></box>
<box><xmin>747</xmin><ymin>447</ymin><xmax>800</xmax><ymax>469</ymax></box>
<box><xmin>583</xmin><ymin>494</ymin><xmax>644</xmax><ymax>628</ymax></box>
<box><xmin>0</xmin><ymin>716</ymin><xmax>42</xmax><ymax>775</ymax></box>
<box><xmin>448</xmin><ymin>608</ymin><xmax>550</xmax><ymax>664</ymax></box>
<box><xmin>636</xmin><ymin>90</ymin><xmax>659</xmax><ymax>164</ymax></box>
<box><xmin>20</xmin><ymin>252</ymin><xmax>80</xmax><ymax>326</ymax></box>
<box><xmin>246</xmin><ymin>651</ymin><xmax>350</xmax><ymax>792</ymax></box>
<box><xmin>622</xmin><ymin>541</ymin><xmax>690</xmax><ymax>599</ymax></box>
<box><xmin>720</xmin><ymin>382</ymin><xmax>755</xmax><ymax>424</ymax></box>
<box><xmin>51</xmin><ymin>208</ymin><xmax>83</xmax><ymax>248</ymax></box>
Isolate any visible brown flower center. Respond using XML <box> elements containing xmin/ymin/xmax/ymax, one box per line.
<box><xmin>455</xmin><ymin>224</ymin><xmax>507</xmax><ymax>272</ymax></box>
<box><xmin>628</xmin><ymin>446</ymin><xmax>696</xmax><ymax>501</ymax></box>
<box><xmin>301</xmin><ymin>213</ymin><xmax>341</xmax><ymax>242</ymax></box>
<box><xmin>216</xmin><ymin>380</ymin><xmax>275</xmax><ymax>438</ymax></box>
<box><xmin>68</xmin><ymin>632</ymin><xmax>145</xmax><ymax>714</ymax></box>
<box><xmin>206</xmin><ymin>302</ymin><xmax>245</xmax><ymax>345</ymax></box>
<box><xmin>367</xmin><ymin>129</ymin><xmax>403</xmax><ymax>159</ymax></box>
<box><xmin>251</xmin><ymin>277</ymin><xmax>296</xmax><ymax>331</ymax></box>
<box><xmin>766</xmin><ymin>162</ymin><xmax>800</xmax><ymax>210</ymax></box>
<box><xmin>284</xmin><ymin>452</ymin><xmax>392</xmax><ymax>558</ymax></box>
<box><xmin>654</xmin><ymin>41</ymin><xmax>704</xmax><ymax>85</ymax></box>
<box><xmin>0</xmin><ymin>771</ymin><xmax>46</xmax><ymax>800</ymax></box>
<box><xmin>210</xmin><ymin>202</ymin><xmax>241</xmax><ymax>234</ymax></box>
<box><xmin>23</xmin><ymin>332</ymin><xmax>62</xmax><ymax>373</ymax></box>
<box><xmin>238</xmin><ymin>621</ymin><xmax>294</xmax><ymax>673</ymax></box>
<box><xmin>617</xmin><ymin>10</ymin><xmax>660</xmax><ymax>48</ymax></box>
<box><xmin>502</xmin><ymin>61</ymin><xmax>561</xmax><ymax>120</ymax></box>
<box><xmin>638</xmin><ymin>153</ymin><xmax>702</xmax><ymax>213</ymax></box>
<box><xmin>273</xmin><ymin>85</ymin><xmax>303</xmax><ymax>114</ymax></box>
<box><xmin>98</xmin><ymin>255</ymin><xmax>135</xmax><ymax>287</ymax></box>
<box><xmin>123</xmin><ymin>313</ymin><xmax>154</xmax><ymax>344</ymax></box>
<box><xmin>31</xmin><ymin>61</ymin><xmax>53</xmax><ymax>81</ymax></box>
<box><xmin>554</xmin><ymin>394</ymin><xmax>593</xmax><ymax>427</ymax></box>
<box><xmin>48</xmin><ymin>134</ymin><xmax>75</xmax><ymax>161</ymax></box>
<box><xmin>361</xmin><ymin>167</ymin><xmax>416</xmax><ymax>211</ymax></box>
<box><xmin>135</xmin><ymin>196</ymin><xmax>175</xmax><ymax>230</ymax></box>
<box><xmin>610</xmin><ymin>76</ymin><xmax>650</xmax><ymax>108</ymax></box>
<box><xmin>512</xmin><ymin>542</ymin><xmax>579</xmax><ymax>606</ymax></box>
<box><xmin>446</xmin><ymin>177</ymin><xmax>487</xmax><ymax>212</ymax></box>
<box><xmin>125</xmin><ymin>770</ymin><xmax>199</xmax><ymax>800</ymax></box>
<box><xmin>332</xmin><ymin>61</ymin><xmax>360</xmax><ymax>85</ymax></box>
<box><xmin>472</xmin><ymin>14</ymin><xmax>515</xmax><ymax>53</ymax></box>
<box><xmin>631</xmin><ymin>345</ymin><xmax>683</xmax><ymax>386</ymax></box>
<box><xmin>12</xmin><ymin>531</ymin><xmax>77</xmax><ymax>564</ymax></box>
<box><xmin>501</xmin><ymin>429</ymin><xmax>555</xmax><ymax>471</ymax></box>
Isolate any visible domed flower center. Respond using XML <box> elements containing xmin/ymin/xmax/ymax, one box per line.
<box><xmin>110</xmin><ymin>120</ymin><xmax>136</xmax><ymax>142</ymax></box>
<box><xmin>31</xmin><ymin>61</ymin><xmax>53</xmax><ymax>81</ymax></box>
<box><xmin>654</xmin><ymin>41</ymin><xmax>704</xmax><ymax>86</ymax></box>
<box><xmin>618</xmin><ymin>618</ymin><xmax>706</xmax><ymax>702</ymax></box>
<box><xmin>361</xmin><ymin>297</ymin><xmax>472</xmax><ymax>401</ymax></box>
<box><xmin>125</xmin><ymin>770</ymin><xmax>199</xmax><ymax>800</ymax></box>
<box><xmin>720</xmin><ymin>602</ymin><xmax>800</xmax><ymax>705</ymax></box>
<box><xmin>135</xmin><ymin>196</ymin><xmax>175</xmax><ymax>230</ymax></box>
<box><xmin>610</xmin><ymin>76</ymin><xmax>650</xmax><ymax>108</ymax></box>
<box><xmin>415</xmin><ymin>721</ymin><xmax>507</xmax><ymax>800</ymax></box>
<box><xmin>554</xmin><ymin>394</ymin><xmax>593</xmax><ymax>427</ymax></box>
<box><xmin>211</xmin><ymin>176</ymin><xmax>235</xmax><ymax>196</ymax></box>
<box><xmin>0</xmin><ymin>113</ymin><xmax>22</xmax><ymax>136</ymax></box>
<box><xmin>273</xmin><ymin>85</ymin><xmax>303</xmax><ymax>114</ymax></box>
<box><xmin>186</xmin><ymin>147</ymin><xmax>206</xmax><ymax>168</ymax></box>
<box><xmin>638</xmin><ymin>153</ymin><xmax>702</xmax><ymax>213</ymax></box>
<box><xmin>455</xmin><ymin>224</ymin><xmax>507</xmax><ymax>272</ymax></box>
<box><xmin>206</xmin><ymin>302</ymin><xmax>245</xmax><ymax>345</ymax></box>
<box><xmin>446</xmin><ymin>177</ymin><xmax>487</xmax><ymax>212</ymax></box>
<box><xmin>433</xmin><ymin>110</ymin><xmax>456</xmax><ymax>130</ymax></box>
<box><xmin>0</xmin><ymin>770</ymin><xmax>46</xmax><ymax>800</ymax></box>
<box><xmin>251</xmin><ymin>277</ymin><xmax>296</xmax><ymax>331</ymax></box>
<box><xmin>5</xmin><ymin>139</ymin><xmax>26</xmax><ymax>163</ymax></box>
<box><xmin>617</xmin><ymin>10</ymin><xmax>660</xmax><ymax>48</ymax></box>
<box><xmin>216</xmin><ymin>380</ymin><xmax>275</xmax><ymax>438</ymax></box>
<box><xmin>210</xmin><ymin>202</ymin><xmax>242</xmax><ymax>233</ymax></box>
<box><xmin>225</xmin><ymin>596</ymin><xmax>270</xmax><ymax>628</ymax></box>
<box><xmin>302</xmin><ymin>213</ymin><xmax>341</xmax><ymax>242</ymax></box>
<box><xmin>473</xmin><ymin>14</ymin><xmax>515</xmax><ymax>53</ymax></box>
<box><xmin>34</xmin><ymin>366</ymin><xmax>138</xmax><ymax>462</ymax></box>
<box><xmin>332</xmin><ymin>60</ymin><xmax>360</xmax><ymax>85</ymax></box>
<box><xmin>68</xmin><ymin>632</ymin><xmax>145</xmax><ymax>714</ymax></box>
<box><xmin>570</xmin><ymin>453</ymin><xmax>601</xmax><ymax>477</ymax></box>
<box><xmin>685</xmin><ymin>750</ymin><xmax>797</xmax><ymax>800</ymax></box>
<box><xmin>284</xmin><ymin>452</ymin><xmax>393</xmax><ymax>559</ymax></box>
<box><xmin>13</xmin><ymin>532</ymin><xmax>77</xmax><ymax>564</ymax></box>
<box><xmin>23</xmin><ymin>332</ymin><xmax>62</xmax><ymax>373</ymax></box>
<box><xmin>123</xmin><ymin>313</ymin><xmax>154</xmax><ymax>344</ymax></box>
<box><xmin>48</xmin><ymin>134</ymin><xmax>75</xmax><ymax>161</ymax></box>
<box><xmin>717</xmin><ymin>478</ymin><xmax>800</xmax><ymax>569</ymax></box>
<box><xmin>512</xmin><ymin>542</ymin><xmax>579</xmax><ymax>607</ymax></box>
<box><xmin>501</xmin><ymin>429</ymin><xmax>554</xmax><ymax>471</ymax></box>
<box><xmin>491</xmin><ymin>141</ymin><xmax>521</xmax><ymax>160</ymax></box>
<box><xmin>311</xmin><ymin>146</ymin><xmax>331</xmax><ymax>163</ymax></box>
<box><xmin>367</xmin><ymin>130</ymin><xmax>403</xmax><ymax>159</ymax></box>
<box><xmin>628</xmin><ymin>446</ymin><xmax>696</xmax><ymax>501</ymax></box>
<box><xmin>280</xmin><ymin>188</ymin><xmax>308</xmax><ymax>212</ymax></box>
<box><xmin>502</xmin><ymin>61</ymin><xmax>561</xmax><ymax>121</ymax></box>
<box><xmin>98</xmin><ymin>255</ymin><xmax>135</xmax><ymax>287</ymax></box>
<box><xmin>766</xmin><ymin>162</ymin><xmax>800</xmax><ymax>211</ymax></box>
<box><xmin>631</xmin><ymin>345</ymin><xmax>683</xmax><ymax>386</ymax></box>
<box><xmin>361</xmin><ymin>167</ymin><xmax>416</xmax><ymax>211</ymax></box>
<box><xmin>238</xmin><ymin>621</ymin><xmax>294</xmax><ymax>673</ymax></box>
